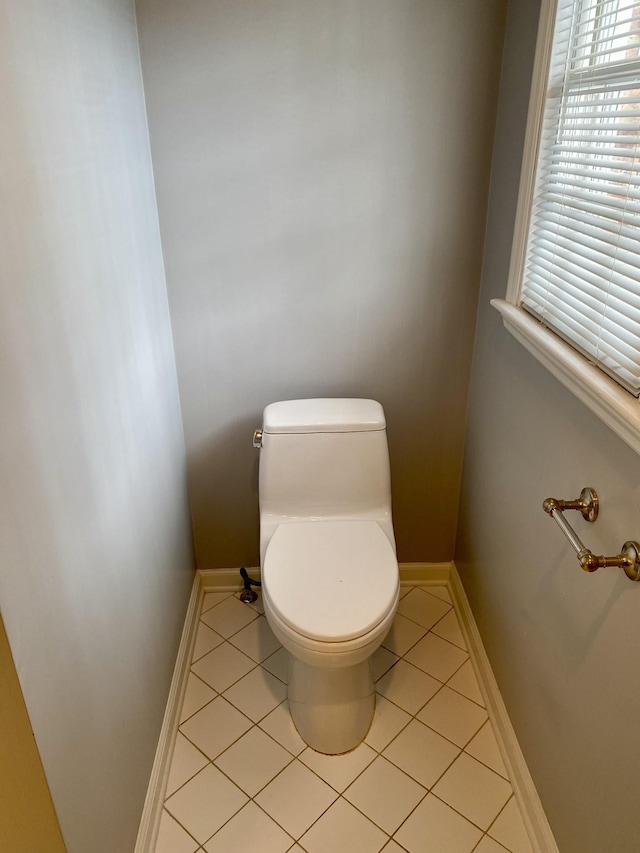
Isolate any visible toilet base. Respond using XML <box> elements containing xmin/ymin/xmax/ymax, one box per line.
<box><xmin>288</xmin><ymin>657</ymin><xmax>375</xmax><ymax>754</ymax></box>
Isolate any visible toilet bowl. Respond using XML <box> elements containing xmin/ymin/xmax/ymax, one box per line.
<box><xmin>256</xmin><ymin>399</ymin><xmax>399</xmax><ymax>754</ymax></box>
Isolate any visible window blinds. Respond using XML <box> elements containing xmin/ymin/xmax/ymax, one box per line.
<box><xmin>521</xmin><ymin>0</ymin><xmax>640</xmax><ymax>395</ymax></box>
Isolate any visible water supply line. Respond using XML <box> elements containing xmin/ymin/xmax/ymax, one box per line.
<box><xmin>239</xmin><ymin>567</ymin><xmax>262</xmax><ymax>603</ymax></box>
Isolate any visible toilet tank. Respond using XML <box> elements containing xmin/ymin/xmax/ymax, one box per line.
<box><xmin>258</xmin><ymin>399</ymin><xmax>395</xmax><ymax>561</ymax></box>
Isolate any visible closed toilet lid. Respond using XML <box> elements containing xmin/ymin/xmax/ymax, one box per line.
<box><xmin>263</xmin><ymin>521</ymin><xmax>398</xmax><ymax>643</ymax></box>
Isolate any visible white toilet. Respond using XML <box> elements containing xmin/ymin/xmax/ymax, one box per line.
<box><xmin>256</xmin><ymin>398</ymin><xmax>399</xmax><ymax>754</ymax></box>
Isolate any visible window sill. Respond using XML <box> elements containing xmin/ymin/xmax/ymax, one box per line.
<box><xmin>491</xmin><ymin>299</ymin><xmax>640</xmax><ymax>456</ymax></box>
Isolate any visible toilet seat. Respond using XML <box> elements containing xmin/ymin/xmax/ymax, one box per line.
<box><xmin>262</xmin><ymin>520</ymin><xmax>398</xmax><ymax>644</ymax></box>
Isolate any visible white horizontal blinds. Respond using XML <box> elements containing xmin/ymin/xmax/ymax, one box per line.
<box><xmin>521</xmin><ymin>0</ymin><xmax>640</xmax><ymax>394</ymax></box>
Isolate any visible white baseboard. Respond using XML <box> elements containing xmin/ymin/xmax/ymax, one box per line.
<box><xmin>134</xmin><ymin>575</ymin><xmax>203</xmax><ymax>853</ymax></box>
<box><xmin>198</xmin><ymin>562</ymin><xmax>454</xmax><ymax>591</ymax></box>
<box><xmin>449</xmin><ymin>565</ymin><xmax>559</xmax><ymax>853</ymax></box>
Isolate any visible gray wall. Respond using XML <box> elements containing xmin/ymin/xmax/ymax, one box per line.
<box><xmin>0</xmin><ymin>3</ymin><xmax>195</xmax><ymax>852</ymax></box>
<box><xmin>456</xmin><ymin>1</ymin><xmax>640</xmax><ymax>851</ymax></box>
<box><xmin>136</xmin><ymin>0</ymin><xmax>507</xmax><ymax>569</ymax></box>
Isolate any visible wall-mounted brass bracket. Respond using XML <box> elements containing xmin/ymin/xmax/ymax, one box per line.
<box><xmin>543</xmin><ymin>487</ymin><xmax>640</xmax><ymax>582</ymax></box>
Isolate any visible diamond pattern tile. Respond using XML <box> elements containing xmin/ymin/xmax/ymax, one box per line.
<box><xmin>228</xmin><ymin>615</ymin><xmax>281</xmax><ymax>662</ymax></box>
<box><xmin>261</xmin><ymin>647</ymin><xmax>291</xmax><ymax>683</ymax></box>
<box><xmin>152</xmin><ymin>586</ymin><xmax>537</xmax><ymax>853</ymax></box>
<box><xmin>382</xmin><ymin>718</ymin><xmax>460</xmax><ymax>789</ymax></box>
<box><xmin>405</xmin><ymin>632</ymin><xmax>468</xmax><ymax>683</ymax></box>
<box><xmin>166</xmin><ymin>732</ymin><xmax>209</xmax><ymax>796</ymax></box>
<box><xmin>299</xmin><ymin>741</ymin><xmax>377</xmax><ymax>792</ymax></box>
<box><xmin>447</xmin><ymin>659</ymin><xmax>485</xmax><ymax>706</ymax></box>
<box><xmin>214</xmin><ymin>727</ymin><xmax>292</xmax><ymax>796</ymax></box>
<box><xmin>165</xmin><ymin>764</ymin><xmax>248</xmax><ymax>844</ymax></box>
<box><xmin>394</xmin><ymin>793</ymin><xmax>482</xmax><ymax>853</ymax></box>
<box><xmin>192</xmin><ymin>621</ymin><xmax>224</xmax><ymax>662</ymax></box>
<box><xmin>180</xmin><ymin>696</ymin><xmax>252</xmax><ymax>760</ymax></box>
<box><xmin>433</xmin><ymin>753</ymin><xmax>512</xmax><ymax>831</ymax></box>
<box><xmin>203</xmin><ymin>801</ymin><xmax>293</xmax><ymax>853</ymax></box>
<box><xmin>343</xmin><ymin>756</ymin><xmax>426</xmax><ymax>834</ymax></box>
<box><xmin>223</xmin><ymin>666</ymin><xmax>287</xmax><ymax>722</ymax></box>
<box><xmin>474</xmin><ymin>836</ymin><xmax>511</xmax><ymax>853</ymax></box>
<box><xmin>376</xmin><ymin>659</ymin><xmax>441</xmax><ymax>715</ymax></box>
<box><xmin>465</xmin><ymin>721</ymin><xmax>509</xmax><ymax>778</ymax></box>
<box><xmin>299</xmin><ymin>798</ymin><xmax>388</xmax><ymax>853</ymax></box>
<box><xmin>180</xmin><ymin>673</ymin><xmax>216</xmax><ymax>724</ymax></box>
<box><xmin>365</xmin><ymin>695</ymin><xmax>412</xmax><ymax>752</ymax></box>
<box><xmin>417</xmin><ymin>685</ymin><xmax>487</xmax><ymax>747</ymax></box>
<box><xmin>488</xmin><ymin>797</ymin><xmax>534</xmax><ymax>853</ymax></box>
<box><xmin>258</xmin><ymin>700</ymin><xmax>306</xmax><ymax>755</ymax></box>
<box><xmin>396</xmin><ymin>587</ymin><xmax>452</xmax><ymax>630</ymax></box>
<box><xmin>254</xmin><ymin>760</ymin><xmax>338</xmax><ymax>839</ymax></box>
<box><xmin>430</xmin><ymin>608</ymin><xmax>466</xmax><ymax>649</ymax></box>
<box><xmin>155</xmin><ymin>809</ymin><xmax>199</xmax><ymax>853</ymax></box>
<box><xmin>191</xmin><ymin>642</ymin><xmax>256</xmax><ymax>693</ymax></box>
<box><xmin>200</xmin><ymin>594</ymin><xmax>260</xmax><ymax>638</ymax></box>
<box><xmin>381</xmin><ymin>613</ymin><xmax>428</xmax><ymax>656</ymax></box>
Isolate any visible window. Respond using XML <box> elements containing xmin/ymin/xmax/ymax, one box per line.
<box><xmin>494</xmin><ymin>0</ymin><xmax>640</xmax><ymax>453</ymax></box>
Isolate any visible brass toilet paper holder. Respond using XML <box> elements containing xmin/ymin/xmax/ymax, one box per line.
<box><xmin>543</xmin><ymin>487</ymin><xmax>640</xmax><ymax>582</ymax></box>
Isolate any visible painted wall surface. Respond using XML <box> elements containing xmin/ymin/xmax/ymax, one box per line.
<box><xmin>0</xmin><ymin>3</ymin><xmax>195</xmax><ymax>852</ymax></box>
<box><xmin>0</xmin><ymin>616</ymin><xmax>66</xmax><ymax>853</ymax></box>
<box><xmin>136</xmin><ymin>0</ymin><xmax>507</xmax><ymax>568</ymax></box>
<box><xmin>456</xmin><ymin>1</ymin><xmax>640</xmax><ymax>850</ymax></box>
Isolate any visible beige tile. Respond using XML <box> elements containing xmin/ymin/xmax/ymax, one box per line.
<box><xmin>259</xmin><ymin>701</ymin><xmax>307</xmax><ymax>755</ymax></box>
<box><xmin>262</xmin><ymin>647</ymin><xmax>291</xmax><ymax>683</ymax></box>
<box><xmin>473</xmin><ymin>837</ymin><xmax>510</xmax><ymax>853</ymax></box>
<box><xmin>417</xmin><ymin>686</ymin><xmax>487</xmax><ymax>748</ymax></box>
<box><xmin>215</xmin><ymin>727</ymin><xmax>292</xmax><ymax>796</ymax></box>
<box><xmin>203</xmin><ymin>801</ymin><xmax>293</xmax><ymax>853</ymax></box>
<box><xmin>299</xmin><ymin>798</ymin><xmax>388</xmax><ymax>853</ymax></box>
<box><xmin>180</xmin><ymin>673</ymin><xmax>216</xmax><ymax>724</ymax></box>
<box><xmin>365</xmin><ymin>695</ymin><xmax>412</xmax><ymax>753</ymax></box>
<box><xmin>465</xmin><ymin>722</ymin><xmax>508</xmax><ymax>779</ymax></box>
<box><xmin>424</xmin><ymin>585</ymin><xmax>452</xmax><ymax>604</ymax></box>
<box><xmin>372</xmin><ymin>645</ymin><xmax>399</xmax><ymax>681</ymax></box>
<box><xmin>165</xmin><ymin>764</ymin><xmax>248</xmax><ymax>844</ymax></box>
<box><xmin>394</xmin><ymin>793</ymin><xmax>482</xmax><ymax>853</ymax></box>
<box><xmin>383</xmin><ymin>718</ymin><xmax>460</xmax><ymax>789</ymax></box>
<box><xmin>433</xmin><ymin>754</ymin><xmax>512</xmax><ymax>831</ymax></box>
<box><xmin>201</xmin><ymin>595</ymin><xmax>259</xmax><ymax>638</ymax></box>
<box><xmin>191</xmin><ymin>643</ymin><xmax>256</xmax><ymax>693</ymax></box>
<box><xmin>399</xmin><ymin>586</ymin><xmax>412</xmax><ymax>599</ymax></box>
<box><xmin>155</xmin><ymin>809</ymin><xmax>199</xmax><ymax>853</ymax></box>
<box><xmin>255</xmin><ymin>760</ymin><xmax>338</xmax><ymax>839</ymax></box>
<box><xmin>381</xmin><ymin>613</ymin><xmax>427</xmax><ymax>656</ymax></box>
<box><xmin>201</xmin><ymin>591</ymin><xmax>232</xmax><ymax>613</ymax></box>
<box><xmin>300</xmin><ymin>742</ymin><xmax>377</xmax><ymax>792</ymax></box>
<box><xmin>192</xmin><ymin>621</ymin><xmax>224</xmax><ymax>662</ymax></box>
<box><xmin>431</xmin><ymin>609</ymin><xmax>467</xmax><ymax>649</ymax></box>
<box><xmin>180</xmin><ymin>696</ymin><xmax>252</xmax><ymax>760</ymax></box>
<box><xmin>376</xmin><ymin>660</ymin><xmax>441</xmax><ymax>715</ymax></box>
<box><xmin>381</xmin><ymin>841</ymin><xmax>406</xmax><ymax>853</ymax></box>
<box><xmin>343</xmin><ymin>756</ymin><xmax>426</xmax><ymax>835</ymax></box>
<box><xmin>223</xmin><ymin>666</ymin><xmax>287</xmax><ymax>722</ymax></box>
<box><xmin>166</xmin><ymin>732</ymin><xmax>209</xmax><ymax>796</ymax></box>
<box><xmin>396</xmin><ymin>587</ymin><xmax>452</xmax><ymax>629</ymax></box>
<box><xmin>405</xmin><ymin>633</ymin><xmax>468</xmax><ymax>683</ymax></box>
<box><xmin>228</xmin><ymin>616</ymin><xmax>281</xmax><ymax>663</ymax></box>
<box><xmin>447</xmin><ymin>660</ymin><xmax>485</xmax><ymax>707</ymax></box>
<box><xmin>488</xmin><ymin>798</ymin><xmax>534</xmax><ymax>853</ymax></box>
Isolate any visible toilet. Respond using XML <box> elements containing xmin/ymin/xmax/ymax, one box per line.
<box><xmin>255</xmin><ymin>398</ymin><xmax>399</xmax><ymax>754</ymax></box>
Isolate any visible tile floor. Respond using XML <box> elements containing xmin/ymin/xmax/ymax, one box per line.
<box><xmin>154</xmin><ymin>586</ymin><xmax>534</xmax><ymax>853</ymax></box>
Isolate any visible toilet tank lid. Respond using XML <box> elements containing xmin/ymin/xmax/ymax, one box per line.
<box><xmin>263</xmin><ymin>399</ymin><xmax>386</xmax><ymax>434</ymax></box>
